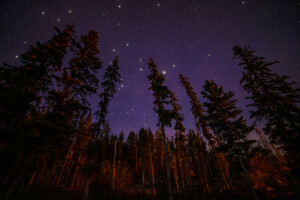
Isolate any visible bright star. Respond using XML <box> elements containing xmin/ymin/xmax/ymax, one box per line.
<box><xmin>68</xmin><ymin>10</ymin><xmax>72</xmax><ymax>13</ymax></box>
<box><xmin>126</xmin><ymin>43</ymin><xmax>129</xmax><ymax>47</ymax></box>
<box><xmin>121</xmin><ymin>84</ymin><xmax>124</xmax><ymax>88</ymax></box>
<box><xmin>157</xmin><ymin>3</ymin><xmax>160</xmax><ymax>6</ymax></box>
<box><xmin>41</xmin><ymin>11</ymin><xmax>45</xmax><ymax>15</ymax></box>
<box><xmin>162</xmin><ymin>70</ymin><xmax>167</xmax><ymax>74</ymax></box>
<box><xmin>172</xmin><ymin>64</ymin><xmax>176</xmax><ymax>67</ymax></box>
<box><xmin>242</xmin><ymin>1</ymin><xmax>245</xmax><ymax>4</ymax></box>
<box><xmin>15</xmin><ymin>55</ymin><xmax>19</xmax><ymax>59</ymax></box>
<box><xmin>139</xmin><ymin>68</ymin><xmax>143</xmax><ymax>71</ymax></box>
<box><xmin>112</xmin><ymin>49</ymin><xmax>116</xmax><ymax>52</ymax></box>
<box><xmin>118</xmin><ymin>5</ymin><xmax>122</xmax><ymax>8</ymax></box>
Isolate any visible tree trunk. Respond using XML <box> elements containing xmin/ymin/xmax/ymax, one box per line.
<box><xmin>149</xmin><ymin>143</ymin><xmax>156</xmax><ymax>198</ymax></box>
<box><xmin>83</xmin><ymin>179</ymin><xmax>90</xmax><ymax>200</ymax></box>
<box><xmin>141</xmin><ymin>146</ymin><xmax>145</xmax><ymax>198</ymax></box>
<box><xmin>112</xmin><ymin>140</ymin><xmax>117</xmax><ymax>190</ymax></box>
<box><xmin>237</xmin><ymin>155</ymin><xmax>258</xmax><ymax>200</ymax></box>
<box><xmin>161</xmin><ymin>126</ymin><xmax>173</xmax><ymax>200</ymax></box>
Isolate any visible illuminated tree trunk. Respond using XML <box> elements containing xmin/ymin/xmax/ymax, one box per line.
<box><xmin>237</xmin><ymin>155</ymin><xmax>258</xmax><ymax>200</ymax></box>
<box><xmin>162</xmin><ymin>126</ymin><xmax>173</xmax><ymax>200</ymax></box>
<box><xmin>149</xmin><ymin>143</ymin><xmax>156</xmax><ymax>197</ymax></box>
<box><xmin>112</xmin><ymin>140</ymin><xmax>117</xmax><ymax>190</ymax></box>
<box><xmin>173</xmin><ymin>152</ymin><xmax>180</xmax><ymax>193</ymax></box>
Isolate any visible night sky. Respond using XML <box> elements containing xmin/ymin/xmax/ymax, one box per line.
<box><xmin>1</xmin><ymin>0</ymin><xmax>299</xmax><ymax>138</ymax></box>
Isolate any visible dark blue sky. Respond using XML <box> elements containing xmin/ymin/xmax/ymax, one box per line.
<box><xmin>1</xmin><ymin>0</ymin><xmax>299</xmax><ymax>138</ymax></box>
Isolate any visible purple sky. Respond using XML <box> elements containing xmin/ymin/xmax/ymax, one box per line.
<box><xmin>1</xmin><ymin>0</ymin><xmax>299</xmax><ymax>138</ymax></box>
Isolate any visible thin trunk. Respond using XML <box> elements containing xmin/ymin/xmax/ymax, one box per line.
<box><xmin>136</xmin><ymin>146</ymin><xmax>138</xmax><ymax>174</ymax></box>
<box><xmin>180</xmin><ymin>161</ymin><xmax>184</xmax><ymax>188</ymax></box>
<box><xmin>162</xmin><ymin>126</ymin><xmax>173</xmax><ymax>200</ymax></box>
<box><xmin>173</xmin><ymin>152</ymin><xmax>180</xmax><ymax>193</ymax></box>
<box><xmin>206</xmin><ymin>158</ymin><xmax>214</xmax><ymax>180</ymax></box>
<box><xmin>237</xmin><ymin>155</ymin><xmax>258</xmax><ymax>200</ymax></box>
<box><xmin>83</xmin><ymin>179</ymin><xmax>90</xmax><ymax>200</ymax></box>
<box><xmin>149</xmin><ymin>143</ymin><xmax>156</xmax><ymax>198</ymax></box>
<box><xmin>28</xmin><ymin>170</ymin><xmax>37</xmax><ymax>187</ymax></box>
<box><xmin>183</xmin><ymin>151</ymin><xmax>191</xmax><ymax>186</ymax></box>
<box><xmin>112</xmin><ymin>140</ymin><xmax>117</xmax><ymax>190</ymax></box>
<box><xmin>65</xmin><ymin>162</ymin><xmax>74</xmax><ymax>187</ymax></box>
<box><xmin>141</xmin><ymin>148</ymin><xmax>145</xmax><ymax>198</ymax></box>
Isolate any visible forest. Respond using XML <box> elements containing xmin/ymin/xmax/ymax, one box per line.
<box><xmin>0</xmin><ymin>25</ymin><xmax>299</xmax><ymax>200</ymax></box>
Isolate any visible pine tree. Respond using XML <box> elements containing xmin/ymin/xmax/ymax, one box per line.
<box><xmin>169</xmin><ymin>91</ymin><xmax>186</xmax><ymax>134</ymax></box>
<box><xmin>179</xmin><ymin>74</ymin><xmax>215</xmax><ymax>148</ymax></box>
<box><xmin>201</xmin><ymin>80</ymin><xmax>257</xmax><ymax>199</ymax></box>
<box><xmin>147</xmin><ymin>58</ymin><xmax>174</xmax><ymax>200</ymax></box>
<box><xmin>94</xmin><ymin>57</ymin><xmax>121</xmax><ymax>134</ymax></box>
<box><xmin>233</xmin><ymin>45</ymin><xmax>300</xmax><ymax>168</ymax></box>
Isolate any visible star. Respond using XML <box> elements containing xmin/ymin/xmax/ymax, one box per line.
<box><xmin>139</xmin><ymin>58</ymin><xmax>143</xmax><ymax>62</ymax></box>
<box><xmin>117</xmin><ymin>22</ymin><xmax>120</xmax><ymax>26</ymax></box>
<box><xmin>57</xmin><ymin>18</ymin><xmax>61</xmax><ymax>22</ymax></box>
<box><xmin>172</xmin><ymin>64</ymin><xmax>176</xmax><ymax>67</ymax></box>
<box><xmin>139</xmin><ymin>68</ymin><xmax>143</xmax><ymax>71</ymax></box>
<box><xmin>121</xmin><ymin>84</ymin><xmax>124</xmax><ymax>88</ymax></box>
<box><xmin>126</xmin><ymin>43</ymin><xmax>129</xmax><ymax>47</ymax></box>
<box><xmin>118</xmin><ymin>5</ymin><xmax>122</xmax><ymax>9</ymax></box>
<box><xmin>157</xmin><ymin>3</ymin><xmax>160</xmax><ymax>7</ymax></box>
<box><xmin>242</xmin><ymin>1</ymin><xmax>245</xmax><ymax>5</ymax></box>
<box><xmin>23</xmin><ymin>41</ymin><xmax>27</xmax><ymax>44</ymax></box>
<box><xmin>15</xmin><ymin>55</ymin><xmax>19</xmax><ymax>59</ymax></box>
<box><xmin>112</xmin><ymin>49</ymin><xmax>116</xmax><ymax>52</ymax></box>
<box><xmin>162</xmin><ymin>70</ymin><xmax>167</xmax><ymax>74</ymax></box>
<box><xmin>68</xmin><ymin>10</ymin><xmax>72</xmax><ymax>14</ymax></box>
<box><xmin>41</xmin><ymin>11</ymin><xmax>45</xmax><ymax>15</ymax></box>
<box><xmin>208</xmin><ymin>54</ymin><xmax>211</xmax><ymax>57</ymax></box>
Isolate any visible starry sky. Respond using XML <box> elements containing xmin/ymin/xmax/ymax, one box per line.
<box><xmin>1</xmin><ymin>0</ymin><xmax>299</xmax><ymax>138</ymax></box>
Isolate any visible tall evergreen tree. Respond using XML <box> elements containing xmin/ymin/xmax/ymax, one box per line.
<box><xmin>147</xmin><ymin>58</ymin><xmax>174</xmax><ymax>200</ymax></box>
<box><xmin>94</xmin><ymin>57</ymin><xmax>121</xmax><ymax>134</ymax></box>
<box><xmin>179</xmin><ymin>74</ymin><xmax>215</xmax><ymax>148</ymax></box>
<box><xmin>201</xmin><ymin>80</ymin><xmax>257</xmax><ymax>199</ymax></box>
<box><xmin>233</xmin><ymin>45</ymin><xmax>300</xmax><ymax>169</ymax></box>
<box><xmin>169</xmin><ymin>91</ymin><xmax>186</xmax><ymax>134</ymax></box>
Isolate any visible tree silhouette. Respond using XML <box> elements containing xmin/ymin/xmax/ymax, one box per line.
<box><xmin>233</xmin><ymin>45</ymin><xmax>300</xmax><ymax>169</ymax></box>
<box><xmin>147</xmin><ymin>58</ymin><xmax>174</xmax><ymax>200</ymax></box>
<box><xmin>201</xmin><ymin>80</ymin><xmax>257</xmax><ymax>200</ymax></box>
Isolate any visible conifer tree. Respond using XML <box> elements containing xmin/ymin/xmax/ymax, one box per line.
<box><xmin>169</xmin><ymin>91</ymin><xmax>186</xmax><ymax>134</ymax></box>
<box><xmin>94</xmin><ymin>57</ymin><xmax>121</xmax><ymax>134</ymax></box>
<box><xmin>201</xmin><ymin>80</ymin><xmax>257</xmax><ymax>200</ymax></box>
<box><xmin>233</xmin><ymin>45</ymin><xmax>300</xmax><ymax>168</ymax></box>
<box><xmin>147</xmin><ymin>58</ymin><xmax>174</xmax><ymax>200</ymax></box>
<box><xmin>179</xmin><ymin>74</ymin><xmax>215</xmax><ymax>148</ymax></box>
